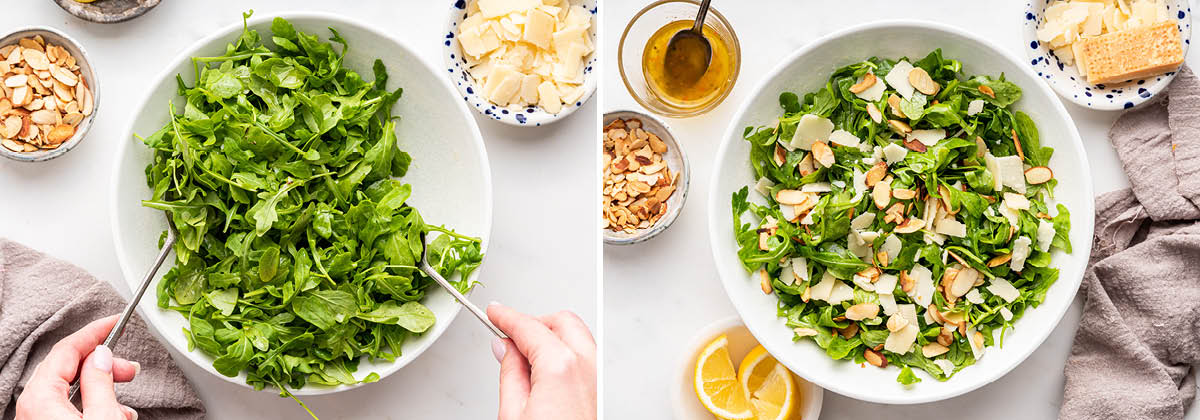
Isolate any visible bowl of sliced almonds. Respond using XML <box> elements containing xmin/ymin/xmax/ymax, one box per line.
<box><xmin>0</xmin><ymin>27</ymin><xmax>97</xmax><ymax>162</ymax></box>
<box><xmin>602</xmin><ymin>110</ymin><xmax>689</xmax><ymax>245</ymax></box>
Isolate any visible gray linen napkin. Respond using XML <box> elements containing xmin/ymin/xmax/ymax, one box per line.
<box><xmin>1060</xmin><ymin>66</ymin><xmax>1200</xmax><ymax>420</ymax></box>
<box><xmin>0</xmin><ymin>239</ymin><xmax>205</xmax><ymax>420</ymax></box>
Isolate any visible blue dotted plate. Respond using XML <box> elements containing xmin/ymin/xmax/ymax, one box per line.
<box><xmin>443</xmin><ymin>0</ymin><xmax>597</xmax><ymax>126</ymax></box>
<box><xmin>1023</xmin><ymin>0</ymin><xmax>1192</xmax><ymax>110</ymax></box>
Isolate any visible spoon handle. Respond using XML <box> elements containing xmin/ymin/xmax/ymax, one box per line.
<box><xmin>420</xmin><ymin>261</ymin><xmax>508</xmax><ymax>339</ymax></box>
<box><xmin>692</xmin><ymin>0</ymin><xmax>712</xmax><ymax>32</ymax></box>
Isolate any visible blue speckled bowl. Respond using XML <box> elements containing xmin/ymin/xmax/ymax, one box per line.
<box><xmin>442</xmin><ymin>0</ymin><xmax>597</xmax><ymax>126</ymax></box>
<box><xmin>1022</xmin><ymin>0</ymin><xmax>1192</xmax><ymax>110</ymax></box>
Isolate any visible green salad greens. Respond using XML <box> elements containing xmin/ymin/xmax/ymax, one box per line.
<box><xmin>731</xmin><ymin>49</ymin><xmax>1071</xmax><ymax>384</ymax></box>
<box><xmin>139</xmin><ymin>12</ymin><xmax>483</xmax><ymax>403</ymax></box>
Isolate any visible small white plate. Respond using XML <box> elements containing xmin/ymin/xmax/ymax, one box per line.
<box><xmin>671</xmin><ymin>316</ymin><xmax>823</xmax><ymax>420</ymax></box>
<box><xmin>110</xmin><ymin>12</ymin><xmax>492</xmax><ymax>395</ymax></box>
<box><xmin>1021</xmin><ymin>0</ymin><xmax>1192</xmax><ymax>110</ymax></box>
<box><xmin>442</xmin><ymin>0</ymin><xmax>598</xmax><ymax>126</ymax></box>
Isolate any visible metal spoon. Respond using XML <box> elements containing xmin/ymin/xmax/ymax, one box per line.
<box><xmin>69</xmin><ymin>214</ymin><xmax>178</xmax><ymax>402</ymax></box>
<box><xmin>418</xmin><ymin>231</ymin><xmax>507</xmax><ymax>339</ymax></box>
<box><xmin>663</xmin><ymin>0</ymin><xmax>714</xmax><ymax>85</ymax></box>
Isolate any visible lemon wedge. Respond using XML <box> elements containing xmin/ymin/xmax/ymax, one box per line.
<box><xmin>737</xmin><ymin>345</ymin><xmax>797</xmax><ymax>420</ymax></box>
<box><xmin>694</xmin><ymin>334</ymin><xmax>755</xmax><ymax>419</ymax></box>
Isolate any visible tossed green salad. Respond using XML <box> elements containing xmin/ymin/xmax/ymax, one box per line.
<box><xmin>731</xmin><ymin>49</ymin><xmax>1071</xmax><ymax>384</ymax></box>
<box><xmin>139</xmin><ymin>13</ymin><xmax>483</xmax><ymax>404</ymax></box>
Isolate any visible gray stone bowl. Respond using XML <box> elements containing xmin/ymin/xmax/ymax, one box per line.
<box><xmin>53</xmin><ymin>0</ymin><xmax>161</xmax><ymax>24</ymax></box>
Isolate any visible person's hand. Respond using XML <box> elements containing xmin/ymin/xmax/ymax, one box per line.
<box><xmin>487</xmin><ymin>303</ymin><xmax>596</xmax><ymax>420</ymax></box>
<box><xmin>15</xmin><ymin>315</ymin><xmax>142</xmax><ymax>420</ymax></box>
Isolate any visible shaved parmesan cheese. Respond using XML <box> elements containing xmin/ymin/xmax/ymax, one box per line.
<box><xmin>882</xmin><ymin>143</ymin><xmax>908</xmax><ymax>166</ymax></box>
<box><xmin>882</xmin><ymin>234</ymin><xmax>902</xmax><ymax>263</ymax></box>
<box><xmin>828</xmin><ymin>129</ymin><xmax>861</xmax><ymax>147</ymax></box>
<box><xmin>852</xmin><ymin>274</ymin><xmax>876</xmax><ymax>291</ymax></box>
<box><xmin>754</xmin><ymin>177</ymin><xmax>775</xmax><ymax>197</ymax></box>
<box><xmin>885</xmin><ymin>323</ymin><xmax>919</xmax><ymax>354</ymax></box>
<box><xmin>909</xmin><ymin>264</ymin><xmax>935</xmax><ymax>307</ymax></box>
<box><xmin>854</xmin><ymin>72</ymin><xmax>887</xmax><ymax>102</ymax></box>
<box><xmin>851</xmin><ymin>212</ymin><xmax>875</xmax><ymax>230</ymax></box>
<box><xmin>857</xmin><ymin>231</ymin><xmax>880</xmax><ymax>244</ymax></box>
<box><xmin>801</xmin><ymin>182</ymin><xmax>832</xmax><ymax>193</ymax></box>
<box><xmin>924</xmin><ymin>231</ymin><xmax>946</xmax><ymax>245</ymax></box>
<box><xmin>899</xmin><ymin>304</ymin><xmax>919</xmax><ymax>326</ymax></box>
<box><xmin>984</xmin><ymin>153</ymin><xmax>1004</xmax><ymax>191</ymax></box>
<box><xmin>780</xmin><ymin>264</ymin><xmax>796</xmax><ymax>286</ymax></box>
<box><xmin>987</xmin><ymin>278</ymin><xmax>1021</xmax><ymax>303</ymax></box>
<box><xmin>995</xmin><ymin>155</ymin><xmax>1027</xmax><ymax>193</ymax></box>
<box><xmin>790</xmin><ymin>114</ymin><xmax>834</xmax><ymax>150</ymax></box>
<box><xmin>998</xmin><ymin>202</ymin><xmax>1020</xmax><ymax>227</ymax></box>
<box><xmin>850</xmin><ymin>168</ymin><xmax>868</xmax><ymax>203</ymax></box>
<box><xmin>934</xmin><ymin>359</ymin><xmax>956</xmax><ymax>376</ymax></box>
<box><xmin>885</xmin><ymin>60</ymin><xmax>916</xmax><ymax>99</ymax></box>
<box><xmin>965</xmin><ymin>289</ymin><xmax>984</xmax><ymax>304</ymax></box>
<box><xmin>799</xmin><ymin>211</ymin><xmax>815</xmax><ymax>225</ymax></box>
<box><xmin>967</xmin><ymin>99</ymin><xmax>985</xmax><ymax>116</ymax></box>
<box><xmin>792</xmin><ymin>257</ymin><xmax>809</xmax><ymax>283</ymax></box>
<box><xmin>1037</xmin><ymin>219</ymin><xmax>1056</xmax><ymax>252</ymax></box>
<box><xmin>875</xmin><ymin>274</ymin><xmax>898</xmax><ymax>294</ymax></box>
<box><xmin>879</xmin><ymin>293</ymin><xmax>898</xmax><ymax>315</ymax></box>
<box><xmin>780</xmin><ymin>204</ymin><xmax>799</xmax><ymax>223</ymax></box>
<box><xmin>537</xmin><ymin>80</ymin><xmax>562</xmax><ymax>113</ymax></box>
<box><xmin>966</xmin><ymin>324</ymin><xmax>985</xmax><ymax>360</ymax></box>
<box><xmin>1010</xmin><ymin>236</ymin><xmax>1033</xmax><ymax>272</ymax></box>
<box><xmin>828</xmin><ymin>280</ymin><xmax>855</xmax><ymax>304</ymax></box>
<box><xmin>1000</xmin><ymin>307</ymin><xmax>1014</xmax><ymax>321</ymax></box>
<box><xmin>934</xmin><ymin>217</ymin><xmax>967</xmax><ymax>237</ymax></box>
<box><xmin>1004</xmin><ymin>192</ymin><xmax>1030</xmax><ymax>211</ymax></box>
<box><xmin>848</xmin><ymin>232</ymin><xmax>872</xmax><ymax>258</ymax></box>
<box><xmin>810</xmin><ymin>272</ymin><xmax>836</xmax><ymax>301</ymax></box>
<box><xmin>907</xmin><ymin>129</ymin><xmax>946</xmax><ymax>147</ymax></box>
<box><xmin>478</xmin><ymin>0</ymin><xmax>540</xmax><ymax>18</ymax></box>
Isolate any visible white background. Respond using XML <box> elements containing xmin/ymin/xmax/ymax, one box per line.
<box><xmin>1</xmin><ymin>1</ymin><xmax>597</xmax><ymax>419</ymax></box>
<box><xmin>603</xmin><ymin>1</ymin><xmax>1200</xmax><ymax>419</ymax></box>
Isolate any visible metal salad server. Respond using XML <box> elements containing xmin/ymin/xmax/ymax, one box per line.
<box><xmin>68</xmin><ymin>215</ymin><xmax>178</xmax><ymax>402</ymax></box>
<box><xmin>663</xmin><ymin>0</ymin><xmax>714</xmax><ymax>84</ymax></box>
<box><xmin>418</xmin><ymin>231</ymin><xmax>507</xmax><ymax>339</ymax></box>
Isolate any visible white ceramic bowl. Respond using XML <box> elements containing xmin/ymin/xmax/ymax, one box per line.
<box><xmin>0</xmin><ymin>26</ymin><xmax>99</xmax><ymax>162</ymax></box>
<box><xmin>671</xmin><ymin>316</ymin><xmax>823</xmax><ymax>420</ymax></box>
<box><xmin>602</xmin><ymin>109</ymin><xmax>689</xmax><ymax>245</ymax></box>
<box><xmin>110</xmin><ymin>12</ymin><xmax>492</xmax><ymax>395</ymax></box>
<box><xmin>442</xmin><ymin>0</ymin><xmax>597</xmax><ymax>126</ymax></box>
<box><xmin>1022</xmin><ymin>0</ymin><xmax>1192</xmax><ymax>110</ymax></box>
<box><xmin>707</xmin><ymin>20</ymin><xmax>1095</xmax><ymax>404</ymax></box>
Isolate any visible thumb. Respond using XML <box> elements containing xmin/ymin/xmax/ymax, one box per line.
<box><xmin>79</xmin><ymin>345</ymin><xmax>125</xmax><ymax>420</ymax></box>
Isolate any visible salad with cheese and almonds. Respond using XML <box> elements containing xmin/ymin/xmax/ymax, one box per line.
<box><xmin>730</xmin><ymin>49</ymin><xmax>1071</xmax><ymax>384</ymax></box>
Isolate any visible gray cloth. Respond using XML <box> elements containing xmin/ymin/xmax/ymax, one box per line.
<box><xmin>1060</xmin><ymin>66</ymin><xmax>1200</xmax><ymax>420</ymax></box>
<box><xmin>0</xmin><ymin>239</ymin><xmax>205</xmax><ymax>420</ymax></box>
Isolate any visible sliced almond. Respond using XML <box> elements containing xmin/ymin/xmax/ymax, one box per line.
<box><xmin>648</xmin><ymin>133</ymin><xmax>667</xmax><ymax>153</ymax></box>
<box><xmin>886</xmin><ymin>315</ymin><xmax>909</xmax><ymax>332</ymax></box>
<box><xmin>758</xmin><ymin>231</ymin><xmax>771</xmax><ymax>251</ymax></box>
<box><xmin>1</xmin><ymin>138</ymin><xmax>22</xmax><ymax>152</ymax></box>
<box><xmin>937</xmin><ymin>327</ymin><xmax>954</xmax><ymax>346</ymax></box>
<box><xmin>849</xmin><ymin>72</ymin><xmax>877</xmax><ymax>94</ymax></box>
<box><xmin>888</xmin><ymin>119</ymin><xmax>912</xmax><ymax>135</ymax></box>
<box><xmin>1011</xmin><ymin>129</ymin><xmax>1025</xmax><ymax>162</ymax></box>
<box><xmin>866</xmin><ymin>103</ymin><xmax>883</xmax><ymax>124</ymax></box>
<box><xmin>22</xmin><ymin>49</ymin><xmax>50</xmax><ymax>71</ymax></box>
<box><xmin>892</xmin><ymin>188</ymin><xmax>916</xmax><ymax>200</ymax></box>
<box><xmin>872</xmin><ymin>180</ymin><xmax>891</xmax><ymax>209</ymax></box>
<box><xmin>908</xmin><ymin>67</ymin><xmax>940</xmax><ymax>95</ymax></box>
<box><xmin>760</xmin><ymin>269</ymin><xmax>773</xmax><ymax>294</ymax></box>
<box><xmin>10</xmin><ymin>86</ymin><xmax>28</xmax><ymax>107</ymax></box>
<box><xmin>4</xmin><ymin>75</ymin><xmax>26</xmax><ymax>88</ymax></box>
<box><xmin>876</xmin><ymin>250</ymin><xmax>889</xmax><ymax>267</ymax></box>
<box><xmin>894</xmin><ymin>218</ymin><xmax>925</xmax><ymax>234</ymax></box>
<box><xmin>903</xmin><ymin>138</ymin><xmax>927</xmax><ymax>152</ymax></box>
<box><xmin>900</xmin><ymin>270</ymin><xmax>914</xmax><ymax>293</ymax></box>
<box><xmin>865</xmin><ymin>162</ymin><xmax>887</xmax><ymax>187</ymax></box>
<box><xmin>773</xmin><ymin>143</ymin><xmax>787</xmax><ymax>166</ymax></box>
<box><xmin>811</xmin><ymin>141</ymin><xmax>835</xmax><ymax>168</ymax></box>
<box><xmin>887</xmin><ymin>94</ymin><xmax>906</xmax><ymax>118</ymax></box>
<box><xmin>975</xmin><ymin>136</ymin><xmax>989</xmax><ymax>158</ymax></box>
<box><xmin>46</xmin><ymin>124</ymin><xmax>73</xmax><ymax>145</ymax></box>
<box><xmin>836</xmin><ymin>323</ymin><xmax>859</xmax><ymax>339</ymax></box>
<box><xmin>776</xmin><ymin>189</ymin><xmax>813</xmax><ymax>205</ymax></box>
<box><xmin>30</xmin><ymin>109</ymin><xmax>56</xmax><ymax>125</ymax></box>
<box><xmin>1025</xmin><ymin>166</ymin><xmax>1054</xmax><ymax>184</ymax></box>
<box><xmin>949</xmin><ymin>267</ymin><xmax>978</xmax><ymax>298</ymax></box>
<box><xmin>863</xmin><ymin>348</ymin><xmax>887</xmax><ymax>368</ymax></box>
<box><xmin>794</xmin><ymin>327</ymin><xmax>819</xmax><ymax>338</ymax></box>
<box><xmin>978</xmin><ymin>85</ymin><xmax>995</xmax><ymax>98</ymax></box>
<box><xmin>987</xmin><ymin>253</ymin><xmax>1013</xmax><ymax>267</ymax></box>
<box><xmin>922</xmin><ymin>342</ymin><xmax>950</xmax><ymax>357</ymax></box>
<box><xmin>50</xmin><ymin>65</ymin><xmax>78</xmax><ymax>87</ymax></box>
<box><xmin>797</xmin><ymin>153</ymin><xmax>815</xmax><ymax>176</ymax></box>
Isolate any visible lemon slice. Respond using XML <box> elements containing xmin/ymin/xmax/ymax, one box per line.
<box><xmin>694</xmin><ymin>334</ymin><xmax>755</xmax><ymax>419</ymax></box>
<box><xmin>737</xmin><ymin>345</ymin><xmax>797</xmax><ymax>420</ymax></box>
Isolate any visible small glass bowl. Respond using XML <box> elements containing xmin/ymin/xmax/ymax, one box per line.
<box><xmin>618</xmin><ymin>0</ymin><xmax>740</xmax><ymax>118</ymax></box>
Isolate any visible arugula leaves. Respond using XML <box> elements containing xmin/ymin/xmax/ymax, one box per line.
<box><xmin>141</xmin><ymin>13</ymin><xmax>483</xmax><ymax>400</ymax></box>
<box><xmin>732</xmin><ymin>49</ymin><xmax>1071</xmax><ymax>384</ymax></box>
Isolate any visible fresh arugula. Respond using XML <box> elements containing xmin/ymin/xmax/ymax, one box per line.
<box><xmin>732</xmin><ymin>49</ymin><xmax>1070</xmax><ymax>384</ymax></box>
<box><xmin>140</xmin><ymin>13</ymin><xmax>483</xmax><ymax>404</ymax></box>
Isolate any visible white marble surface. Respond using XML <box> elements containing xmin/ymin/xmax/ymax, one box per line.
<box><xmin>602</xmin><ymin>1</ymin><xmax>1197</xmax><ymax>419</ymax></box>
<box><xmin>0</xmin><ymin>2</ymin><xmax>596</xmax><ymax>418</ymax></box>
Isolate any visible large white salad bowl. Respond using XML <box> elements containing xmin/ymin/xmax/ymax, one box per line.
<box><xmin>707</xmin><ymin>20</ymin><xmax>1094</xmax><ymax>404</ymax></box>
<box><xmin>110</xmin><ymin>12</ymin><xmax>492</xmax><ymax>395</ymax></box>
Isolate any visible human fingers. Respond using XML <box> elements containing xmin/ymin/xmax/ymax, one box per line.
<box><xmin>537</xmin><ymin>311</ymin><xmax>596</xmax><ymax>360</ymax></box>
<box><xmin>79</xmin><ymin>345</ymin><xmax>125</xmax><ymax>420</ymax></box>
<box><xmin>119</xmin><ymin>405</ymin><xmax>138</xmax><ymax>420</ymax></box>
<box><xmin>112</xmin><ymin>358</ymin><xmax>140</xmax><ymax>383</ymax></box>
<box><xmin>493</xmin><ymin>339</ymin><xmax>530</xmax><ymax>420</ymax></box>
<box><xmin>31</xmin><ymin>315</ymin><xmax>119</xmax><ymax>386</ymax></box>
<box><xmin>486</xmin><ymin>303</ymin><xmax>566</xmax><ymax>365</ymax></box>
<box><xmin>13</xmin><ymin>387</ymin><xmax>81</xmax><ymax>420</ymax></box>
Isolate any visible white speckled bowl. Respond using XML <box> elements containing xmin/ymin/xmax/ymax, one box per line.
<box><xmin>0</xmin><ymin>27</ymin><xmax>99</xmax><ymax>162</ymax></box>
<box><xmin>442</xmin><ymin>0</ymin><xmax>597</xmax><ymax>126</ymax></box>
<box><xmin>1022</xmin><ymin>0</ymin><xmax>1192</xmax><ymax>110</ymax></box>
